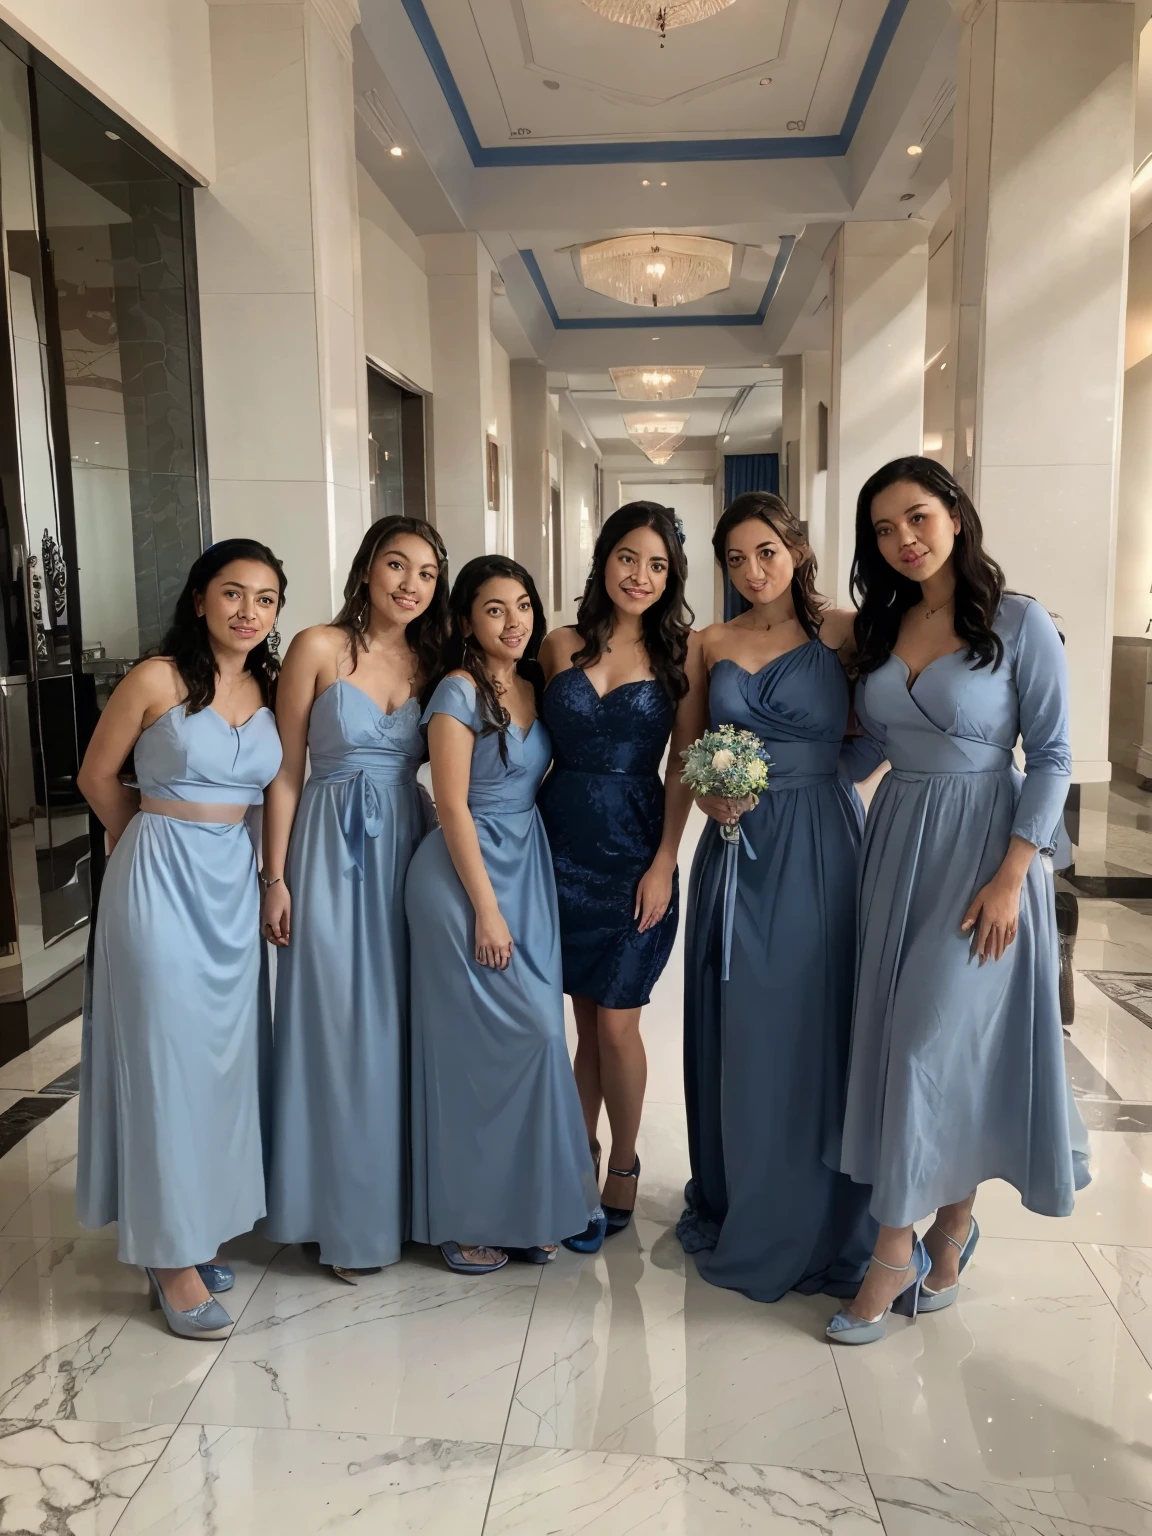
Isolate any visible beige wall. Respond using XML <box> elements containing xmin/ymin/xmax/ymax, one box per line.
<box><xmin>0</xmin><ymin>0</ymin><xmax>215</xmax><ymax>181</ymax></box>
<box><xmin>358</xmin><ymin>166</ymin><xmax>432</xmax><ymax>394</ymax></box>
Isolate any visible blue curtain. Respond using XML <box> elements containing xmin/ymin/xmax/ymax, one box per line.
<box><xmin>721</xmin><ymin>453</ymin><xmax>779</xmax><ymax>619</ymax></box>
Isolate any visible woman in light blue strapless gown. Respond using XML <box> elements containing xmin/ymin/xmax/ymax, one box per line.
<box><xmin>405</xmin><ymin>556</ymin><xmax>600</xmax><ymax>1275</ymax></box>
<box><xmin>262</xmin><ymin>518</ymin><xmax>449</xmax><ymax>1279</ymax></box>
<box><xmin>678</xmin><ymin>494</ymin><xmax>878</xmax><ymax>1303</ymax></box>
<box><xmin>828</xmin><ymin>457</ymin><xmax>1090</xmax><ymax>1347</ymax></box>
<box><xmin>76</xmin><ymin>539</ymin><xmax>286</xmax><ymax>1340</ymax></box>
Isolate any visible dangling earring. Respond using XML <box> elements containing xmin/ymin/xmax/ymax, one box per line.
<box><xmin>268</xmin><ymin>627</ymin><xmax>282</xmax><ymax>658</ymax></box>
<box><xmin>356</xmin><ymin>586</ymin><xmax>370</xmax><ymax>632</ymax></box>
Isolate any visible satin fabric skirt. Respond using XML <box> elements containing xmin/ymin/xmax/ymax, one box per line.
<box><xmin>405</xmin><ymin>811</ymin><xmax>600</xmax><ymax>1248</ymax></box>
<box><xmin>839</xmin><ymin>768</ymin><xmax>1091</xmax><ymax>1228</ymax></box>
<box><xmin>265</xmin><ymin>776</ymin><xmax>425</xmax><ymax>1268</ymax></box>
<box><xmin>680</xmin><ymin>780</ymin><xmax>877</xmax><ymax>1302</ymax></box>
<box><xmin>77</xmin><ymin>813</ymin><xmax>268</xmax><ymax>1267</ymax></box>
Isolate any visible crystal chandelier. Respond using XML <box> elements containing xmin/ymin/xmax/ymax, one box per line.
<box><xmin>625</xmin><ymin>412</ymin><xmax>688</xmax><ymax>464</ymax></box>
<box><xmin>579</xmin><ymin>234</ymin><xmax>732</xmax><ymax>309</ymax></box>
<box><xmin>581</xmin><ymin>0</ymin><xmax>735</xmax><ymax>40</ymax></box>
<box><xmin>611</xmin><ymin>365</ymin><xmax>704</xmax><ymax>401</ymax></box>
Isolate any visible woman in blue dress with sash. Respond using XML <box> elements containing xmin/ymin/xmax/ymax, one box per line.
<box><xmin>261</xmin><ymin>517</ymin><xmax>448</xmax><ymax>1280</ymax></box>
<box><xmin>678</xmin><ymin>495</ymin><xmax>877</xmax><ymax>1302</ymax></box>
<box><xmin>406</xmin><ymin>556</ymin><xmax>600</xmax><ymax>1274</ymax></box>
<box><xmin>538</xmin><ymin>503</ymin><xmax>696</xmax><ymax>1246</ymax></box>
<box><xmin>76</xmin><ymin>539</ymin><xmax>286</xmax><ymax>1339</ymax></box>
<box><xmin>829</xmin><ymin>457</ymin><xmax>1090</xmax><ymax>1345</ymax></box>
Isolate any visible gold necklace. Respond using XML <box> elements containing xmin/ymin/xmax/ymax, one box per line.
<box><xmin>921</xmin><ymin>598</ymin><xmax>953</xmax><ymax>620</ymax></box>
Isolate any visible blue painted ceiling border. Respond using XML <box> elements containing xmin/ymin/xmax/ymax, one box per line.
<box><xmin>519</xmin><ymin>235</ymin><xmax>795</xmax><ymax>330</ymax></box>
<box><xmin>398</xmin><ymin>0</ymin><xmax>909</xmax><ymax>167</ymax></box>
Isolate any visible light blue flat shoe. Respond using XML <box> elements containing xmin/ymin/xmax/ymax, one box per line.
<box><xmin>826</xmin><ymin>1239</ymin><xmax>932</xmax><ymax>1346</ymax></box>
<box><xmin>918</xmin><ymin>1217</ymin><xmax>980</xmax><ymax>1313</ymax></box>
<box><xmin>439</xmin><ymin>1242</ymin><xmax>508</xmax><ymax>1275</ymax></box>
<box><xmin>196</xmin><ymin>1261</ymin><xmax>235</xmax><ymax>1293</ymax></box>
<box><xmin>145</xmin><ymin>1268</ymin><xmax>234</xmax><ymax>1340</ymax></box>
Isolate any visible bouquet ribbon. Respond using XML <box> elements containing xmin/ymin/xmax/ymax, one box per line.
<box><xmin>720</xmin><ymin>820</ymin><xmax>756</xmax><ymax>982</ymax></box>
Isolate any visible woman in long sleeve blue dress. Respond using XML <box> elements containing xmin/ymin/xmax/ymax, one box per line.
<box><xmin>76</xmin><ymin>540</ymin><xmax>286</xmax><ymax>1339</ymax></box>
<box><xmin>405</xmin><ymin>556</ymin><xmax>601</xmax><ymax>1275</ymax></box>
<box><xmin>538</xmin><ymin>503</ymin><xmax>696</xmax><ymax>1247</ymax></box>
<box><xmin>261</xmin><ymin>517</ymin><xmax>449</xmax><ymax>1281</ymax></box>
<box><xmin>678</xmin><ymin>493</ymin><xmax>878</xmax><ymax>1302</ymax></box>
<box><xmin>829</xmin><ymin>456</ymin><xmax>1091</xmax><ymax>1345</ymax></box>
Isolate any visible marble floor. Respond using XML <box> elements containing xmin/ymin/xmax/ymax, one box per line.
<box><xmin>5</xmin><ymin>829</ymin><xmax>1152</xmax><ymax>1531</ymax></box>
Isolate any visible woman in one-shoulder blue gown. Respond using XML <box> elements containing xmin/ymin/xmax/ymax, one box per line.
<box><xmin>77</xmin><ymin>539</ymin><xmax>286</xmax><ymax>1339</ymax></box>
<box><xmin>405</xmin><ymin>557</ymin><xmax>600</xmax><ymax>1274</ymax></box>
<box><xmin>538</xmin><ymin>503</ymin><xmax>696</xmax><ymax>1244</ymax></box>
<box><xmin>829</xmin><ymin>457</ymin><xmax>1089</xmax><ymax>1346</ymax></box>
<box><xmin>678</xmin><ymin>495</ymin><xmax>877</xmax><ymax>1302</ymax></box>
<box><xmin>262</xmin><ymin>518</ymin><xmax>448</xmax><ymax>1279</ymax></box>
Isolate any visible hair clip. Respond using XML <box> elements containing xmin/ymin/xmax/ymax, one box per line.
<box><xmin>675</xmin><ymin>518</ymin><xmax>686</xmax><ymax>545</ymax></box>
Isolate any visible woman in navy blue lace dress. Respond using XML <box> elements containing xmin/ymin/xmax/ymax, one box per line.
<box><xmin>538</xmin><ymin>503</ymin><xmax>699</xmax><ymax>1246</ymax></box>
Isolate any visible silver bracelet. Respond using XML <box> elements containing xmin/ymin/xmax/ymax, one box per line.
<box><xmin>259</xmin><ymin>874</ymin><xmax>282</xmax><ymax>891</ymax></box>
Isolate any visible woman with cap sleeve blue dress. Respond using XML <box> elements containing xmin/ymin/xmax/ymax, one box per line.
<box><xmin>405</xmin><ymin>555</ymin><xmax>601</xmax><ymax>1275</ymax></box>
<box><xmin>828</xmin><ymin>458</ymin><xmax>1090</xmax><ymax>1346</ymax></box>
<box><xmin>76</xmin><ymin>540</ymin><xmax>286</xmax><ymax>1341</ymax></box>
<box><xmin>261</xmin><ymin>517</ymin><xmax>449</xmax><ymax>1281</ymax></box>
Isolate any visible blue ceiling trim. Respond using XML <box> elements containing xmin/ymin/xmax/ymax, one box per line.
<box><xmin>519</xmin><ymin>235</ymin><xmax>795</xmax><ymax>331</ymax></box>
<box><xmin>399</xmin><ymin>0</ymin><xmax>909</xmax><ymax>167</ymax></box>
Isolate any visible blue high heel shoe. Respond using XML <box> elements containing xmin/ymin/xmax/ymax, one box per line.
<box><xmin>918</xmin><ymin>1217</ymin><xmax>979</xmax><ymax>1313</ymax></box>
<box><xmin>826</xmin><ymin>1239</ymin><xmax>932</xmax><ymax>1346</ymax></box>
<box><xmin>145</xmin><ymin>1268</ymin><xmax>235</xmax><ymax>1340</ymax></box>
<box><xmin>562</xmin><ymin>1206</ymin><xmax>607</xmax><ymax>1254</ymax></box>
<box><xmin>197</xmin><ymin>1261</ymin><xmax>234</xmax><ymax>1293</ymax></box>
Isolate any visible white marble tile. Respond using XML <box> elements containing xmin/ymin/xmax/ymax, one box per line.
<box><xmin>0</xmin><ymin>1419</ymin><xmax>175</xmax><ymax>1536</ymax></box>
<box><xmin>1069</xmin><ymin>974</ymin><xmax>1152</xmax><ymax>1104</ymax></box>
<box><xmin>0</xmin><ymin>1235</ymin><xmax>274</xmax><ymax>1425</ymax></box>
<box><xmin>506</xmin><ymin>1218</ymin><xmax>859</xmax><ymax>1470</ymax></box>
<box><xmin>186</xmin><ymin>1243</ymin><xmax>540</xmax><ymax>1442</ymax></box>
<box><xmin>1078</xmin><ymin>1244</ymin><xmax>1152</xmax><ymax>1368</ymax></box>
<box><xmin>113</xmin><ymin>1425</ymin><xmax>497</xmax><ymax>1534</ymax></box>
<box><xmin>871</xmin><ymin>1475</ymin><xmax>1152</xmax><ymax>1534</ymax></box>
<box><xmin>0</xmin><ymin>1155</ymin><xmax>111</xmax><ymax>1241</ymax></box>
<box><xmin>0</xmin><ymin>1089</ymin><xmax>25</xmax><ymax>1114</ymax></box>
<box><xmin>0</xmin><ymin>1016</ymin><xmax>81</xmax><ymax>1092</ymax></box>
<box><xmin>0</xmin><ymin>1095</ymin><xmax>80</xmax><ymax>1191</ymax></box>
<box><xmin>833</xmin><ymin>1237</ymin><xmax>1152</xmax><ymax>1497</ymax></box>
<box><xmin>0</xmin><ymin>1236</ymin><xmax>44</xmax><ymax>1292</ymax></box>
<box><xmin>485</xmin><ymin>1446</ymin><xmax>882</xmax><ymax>1534</ymax></box>
<box><xmin>976</xmin><ymin>1133</ymin><xmax>1152</xmax><ymax>1247</ymax></box>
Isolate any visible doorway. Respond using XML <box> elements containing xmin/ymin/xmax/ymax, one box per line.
<box><xmin>367</xmin><ymin>363</ymin><xmax>426</xmax><ymax>522</ymax></box>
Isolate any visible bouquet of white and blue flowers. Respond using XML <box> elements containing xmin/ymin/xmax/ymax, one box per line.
<box><xmin>680</xmin><ymin>725</ymin><xmax>770</xmax><ymax>844</ymax></box>
<box><xmin>680</xmin><ymin>726</ymin><xmax>770</xmax><ymax>982</ymax></box>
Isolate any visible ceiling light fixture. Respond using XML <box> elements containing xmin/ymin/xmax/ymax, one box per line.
<box><xmin>579</xmin><ymin>233</ymin><xmax>732</xmax><ymax>309</ymax></box>
<box><xmin>660</xmin><ymin>180</ymin><xmax>668</xmax><ymax>187</ymax></box>
<box><xmin>611</xmin><ymin>365</ymin><xmax>704</xmax><ymax>401</ymax></box>
<box><xmin>581</xmin><ymin>0</ymin><xmax>735</xmax><ymax>45</ymax></box>
<box><xmin>642</xmin><ymin>179</ymin><xmax>650</xmax><ymax>186</ymax></box>
<box><xmin>389</xmin><ymin>145</ymin><xmax>404</xmax><ymax>157</ymax></box>
<box><xmin>544</xmin><ymin>79</ymin><xmax>560</xmax><ymax>90</ymax></box>
<box><xmin>759</xmin><ymin>77</ymin><xmax>772</xmax><ymax>86</ymax></box>
<box><xmin>625</xmin><ymin>411</ymin><xmax>688</xmax><ymax>463</ymax></box>
<box><xmin>899</xmin><ymin>192</ymin><xmax>915</xmax><ymax>201</ymax></box>
<box><xmin>105</xmin><ymin>130</ymin><xmax>120</xmax><ymax>141</ymax></box>
<box><xmin>906</xmin><ymin>144</ymin><xmax>923</xmax><ymax>156</ymax></box>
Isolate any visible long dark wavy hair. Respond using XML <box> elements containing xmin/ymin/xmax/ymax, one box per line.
<box><xmin>439</xmin><ymin>555</ymin><xmax>547</xmax><ymax>762</ymax></box>
<box><xmin>160</xmin><ymin>539</ymin><xmax>286</xmax><ymax>713</ymax></box>
<box><xmin>851</xmin><ymin>456</ymin><xmax>1006</xmax><ymax>675</ymax></box>
<box><xmin>713</xmin><ymin>492</ymin><xmax>826</xmax><ymax>637</ymax></box>
<box><xmin>330</xmin><ymin>516</ymin><xmax>449</xmax><ymax>685</ymax></box>
<box><xmin>570</xmin><ymin>501</ymin><xmax>692</xmax><ymax>703</ymax></box>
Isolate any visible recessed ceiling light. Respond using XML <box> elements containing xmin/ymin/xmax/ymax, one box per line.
<box><xmin>760</xmin><ymin>77</ymin><xmax>772</xmax><ymax>85</ymax></box>
<box><xmin>723</xmin><ymin>434</ymin><xmax>730</xmax><ymax>442</ymax></box>
<box><xmin>642</xmin><ymin>178</ymin><xmax>650</xmax><ymax>186</ymax></box>
<box><xmin>660</xmin><ymin>180</ymin><xmax>667</xmax><ymax>187</ymax></box>
<box><xmin>105</xmin><ymin>130</ymin><xmax>120</xmax><ymax>141</ymax></box>
<box><xmin>390</xmin><ymin>145</ymin><xmax>404</xmax><ymax>157</ymax></box>
<box><xmin>899</xmin><ymin>192</ymin><xmax>915</xmax><ymax>201</ymax></box>
<box><xmin>906</xmin><ymin>144</ymin><xmax>923</xmax><ymax>156</ymax></box>
<box><xmin>544</xmin><ymin>79</ymin><xmax>560</xmax><ymax>90</ymax></box>
<box><xmin>940</xmin><ymin>361</ymin><xmax>947</xmax><ymax>370</ymax></box>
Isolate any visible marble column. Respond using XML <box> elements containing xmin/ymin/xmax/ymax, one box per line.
<box><xmin>423</xmin><ymin>233</ymin><xmax>496</xmax><ymax>577</ymax></box>
<box><xmin>951</xmin><ymin>0</ymin><xmax>1133</xmax><ymax>782</ymax></box>
<box><xmin>197</xmin><ymin>0</ymin><xmax>369</xmax><ymax>641</ymax></box>
<box><xmin>825</xmin><ymin>222</ymin><xmax>929</xmax><ymax>605</ymax></box>
<box><xmin>509</xmin><ymin>360</ymin><xmax>549</xmax><ymax>595</ymax></box>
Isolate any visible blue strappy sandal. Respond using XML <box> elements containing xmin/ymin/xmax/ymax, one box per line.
<box><xmin>826</xmin><ymin>1238</ymin><xmax>932</xmax><ymax>1346</ymax></box>
<box><xmin>918</xmin><ymin>1217</ymin><xmax>980</xmax><ymax>1313</ymax></box>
